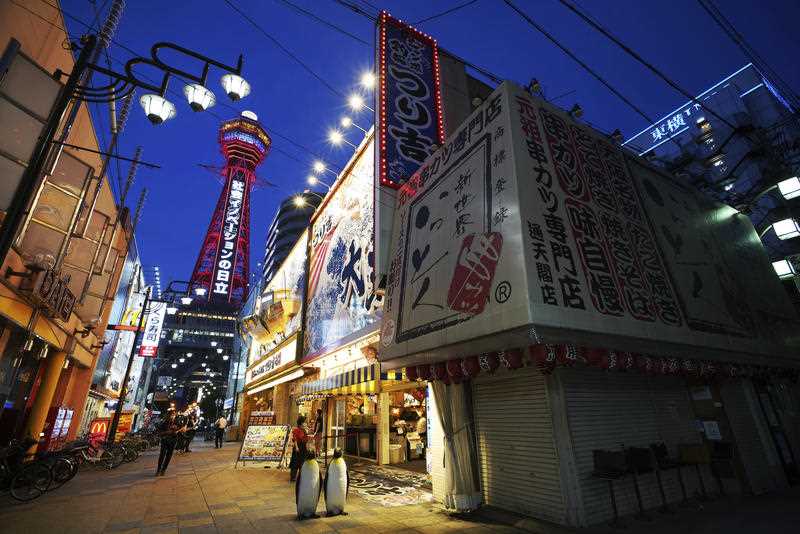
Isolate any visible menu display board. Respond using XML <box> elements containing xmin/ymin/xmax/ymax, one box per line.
<box><xmin>238</xmin><ymin>411</ymin><xmax>288</xmax><ymax>464</ymax></box>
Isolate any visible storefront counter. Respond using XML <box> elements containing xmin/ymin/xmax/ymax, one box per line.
<box><xmin>345</xmin><ymin>425</ymin><xmax>376</xmax><ymax>459</ymax></box>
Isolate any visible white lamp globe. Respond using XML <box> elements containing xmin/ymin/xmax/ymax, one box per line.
<box><xmin>139</xmin><ymin>94</ymin><xmax>176</xmax><ymax>125</ymax></box>
<box><xmin>221</xmin><ymin>74</ymin><xmax>251</xmax><ymax>101</ymax></box>
<box><xmin>183</xmin><ymin>83</ymin><xmax>216</xmax><ymax>112</ymax></box>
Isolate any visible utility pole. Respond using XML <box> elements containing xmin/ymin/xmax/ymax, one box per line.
<box><xmin>107</xmin><ymin>286</ymin><xmax>151</xmax><ymax>442</ymax></box>
<box><xmin>0</xmin><ymin>35</ymin><xmax>97</xmax><ymax>267</ymax></box>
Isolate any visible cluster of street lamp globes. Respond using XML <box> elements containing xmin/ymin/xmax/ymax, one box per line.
<box><xmin>139</xmin><ymin>73</ymin><xmax>251</xmax><ymax>125</ymax></box>
<box><xmin>293</xmin><ymin>72</ymin><xmax>375</xmax><ymax>209</ymax></box>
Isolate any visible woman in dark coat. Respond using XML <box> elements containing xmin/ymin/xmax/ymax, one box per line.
<box><xmin>289</xmin><ymin>415</ymin><xmax>309</xmax><ymax>482</ymax></box>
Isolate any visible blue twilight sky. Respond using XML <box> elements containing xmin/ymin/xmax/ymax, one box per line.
<box><xmin>58</xmin><ymin>0</ymin><xmax>800</xmax><ymax>291</ymax></box>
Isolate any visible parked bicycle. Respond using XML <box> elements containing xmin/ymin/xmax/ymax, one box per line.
<box><xmin>0</xmin><ymin>438</ymin><xmax>53</xmax><ymax>501</ymax></box>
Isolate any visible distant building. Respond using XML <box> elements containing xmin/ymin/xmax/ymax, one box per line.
<box><xmin>261</xmin><ymin>192</ymin><xmax>322</xmax><ymax>282</ymax></box>
<box><xmin>622</xmin><ymin>63</ymin><xmax>800</xmax><ymax>304</ymax></box>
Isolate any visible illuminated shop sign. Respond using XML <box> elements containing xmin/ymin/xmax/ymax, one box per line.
<box><xmin>139</xmin><ymin>301</ymin><xmax>167</xmax><ymax>357</ymax></box>
<box><xmin>212</xmin><ymin>178</ymin><xmax>245</xmax><ymax>299</ymax></box>
<box><xmin>377</xmin><ymin>11</ymin><xmax>444</xmax><ymax>189</ymax></box>
<box><xmin>247</xmin><ymin>339</ymin><xmax>297</xmax><ymax>385</ymax></box>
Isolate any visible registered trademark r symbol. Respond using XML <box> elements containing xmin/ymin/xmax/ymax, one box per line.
<box><xmin>495</xmin><ymin>281</ymin><xmax>511</xmax><ymax>303</ymax></box>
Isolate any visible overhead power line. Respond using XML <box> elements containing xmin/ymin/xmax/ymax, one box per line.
<box><xmin>275</xmin><ymin>0</ymin><xmax>370</xmax><ymax>45</ymax></box>
<box><xmin>696</xmin><ymin>0</ymin><xmax>800</xmax><ymax>110</ymax></box>
<box><xmin>223</xmin><ymin>0</ymin><xmax>345</xmax><ymax>98</ymax></box>
<box><xmin>554</xmin><ymin>0</ymin><xmax>742</xmax><ymax>134</ymax></box>
<box><xmin>330</xmin><ymin>0</ymin><xmax>504</xmax><ymax>86</ymax></box>
<box><xmin>502</xmin><ymin>0</ymin><xmax>658</xmax><ymax>128</ymax></box>
<box><xmin>415</xmin><ymin>0</ymin><xmax>481</xmax><ymax>25</ymax></box>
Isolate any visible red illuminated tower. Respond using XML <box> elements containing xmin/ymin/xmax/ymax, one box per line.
<box><xmin>190</xmin><ymin>111</ymin><xmax>271</xmax><ymax>307</ymax></box>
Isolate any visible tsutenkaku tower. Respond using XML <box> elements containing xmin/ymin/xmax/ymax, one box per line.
<box><xmin>190</xmin><ymin>111</ymin><xmax>271</xmax><ymax>307</ymax></box>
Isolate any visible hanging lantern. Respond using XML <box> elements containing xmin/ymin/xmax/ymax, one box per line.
<box><xmin>699</xmin><ymin>360</ymin><xmax>718</xmax><ymax>380</ymax></box>
<box><xmin>446</xmin><ymin>359</ymin><xmax>464</xmax><ymax>384</ymax></box>
<box><xmin>721</xmin><ymin>363</ymin><xmax>739</xmax><ymax>380</ymax></box>
<box><xmin>498</xmin><ymin>348</ymin><xmax>524</xmax><ymax>370</ymax></box>
<box><xmin>583</xmin><ymin>347</ymin><xmax>609</xmax><ymax>367</ymax></box>
<box><xmin>660</xmin><ymin>357</ymin><xmax>680</xmax><ymax>375</ymax></box>
<box><xmin>461</xmin><ymin>356</ymin><xmax>481</xmax><ymax>379</ymax></box>
<box><xmin>680</xmin><ymin>359</ymin><xmax>698</xmax><ymax>376</ymax></box>
<box><xmin>406</xmin><ymin>366</ymin><xmax>419</xmax><ymax>381</ymax></box>
<box><xmin>478</xmin><ymin>352</ymin><xmax>500</xmax><ymax>373</ymax></box>
<box><xmin>416</xmin><ymin>364</ymin><xmax>432</xmax><ymax>381</ymax></box>
<box><xmin>431</xmin><ymin>362</ymin><xmax>448</xmax><ymax>382</ymax></box>
<box><xmin>412</xmin><ymin>388</ymin><xmax>426</xmax><ymax>402</ymax></box>
<box><xmin>530</xmin><ymin>344</ymin><xmax>556</xmax><ymax>373</ymax></box>
<box><xmin>637</xmin><ymin>355</ymin><xmax>655</xmax><ymax>375</ymax></box>
<box><xmin>598</xmin><ymin>350</ymin><xmax>619</xmax><ymax>371</ymax></box>
<box><xmin>556</xmin><ymin>345</ymin><xmax>579</xmax><ymax>367</ymax></box>
<box><xmin>619</xmin><ymin>352</ymin><xmax>636</xmax><ymax>371</ymax></box>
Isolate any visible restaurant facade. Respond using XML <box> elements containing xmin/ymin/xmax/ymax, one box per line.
<box><xmin>0</xmin><ymin>4</ymin><xmax>134</xmax><ymax>449</ymax></box>
<box><xmin>378</xmin><ymin>80</ymin><xmax>800</xmax><ymax>526</ymax></box>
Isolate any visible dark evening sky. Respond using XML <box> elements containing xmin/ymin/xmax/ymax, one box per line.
<box><xmin>58</xmin><ymin>0</ymin><xmax>800</xmax><ymax>290</ymax></box>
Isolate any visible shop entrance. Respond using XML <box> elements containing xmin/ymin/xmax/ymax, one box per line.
<box><xmin>332</xmin><ymin>399</ymin><xmax>346</xmax><ymax>451</ymax></box>
<box><xmin>386</xmin><ymin>385</ymin><xmax>427</xmax><ymax>473</ymax></box>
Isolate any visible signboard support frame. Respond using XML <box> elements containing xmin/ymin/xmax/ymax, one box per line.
<box><xmin>107</xmin><ymin>286</ymin><xmax>150</xmax><ymax>442</ymax></box>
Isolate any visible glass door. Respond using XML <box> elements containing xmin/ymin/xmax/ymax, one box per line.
<box><xmin>332</xmin><ymin>399</ymin><xmax>346</xmax><ymax>451</ymax></box>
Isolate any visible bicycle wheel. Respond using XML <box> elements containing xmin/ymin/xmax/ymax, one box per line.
<box><xmin>10</xmin><ymin>463</ymin><xmax>51</xmax><ymax>501</ymax></box>
<box><xmin>105</xmin><ymin>448</ymin><xmax>124</xmax><ymax>469</ymax></box>
<box><xmin>123</xmin><ymin>445</ymin><xmax>138</xmax><ymax>463</ymax></box>
<box><xmin>50</xmin><ymin>457</ymin><xmax>77</xmax><ymax>487</ymax></box>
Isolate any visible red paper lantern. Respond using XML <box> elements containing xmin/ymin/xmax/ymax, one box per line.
<box><xmin>478</xmin><ymin>352</ymin><xmax>499</xmax><ymax>373</ymax></box>
<box><xmin>680</xmin><ymin>359</ymin><xmax>698</xmax><ymax>376</ymax></box>
<box><xmin>416</xmin><ymin>364</ymin><xmax>432</xmax><ymax>381</ymax></box>
<box><xmin>637</xmin><ymin>355</ymin><xmax>655</xmax><ymax>375</ymax></box>
<box><xmin>599</xmin><ymin>350</ymin><xmax>619</xmax><ymax>371</ymax></box>
<box><xmin>431</xmin><ymin>362</ymin><xmax>448</xmax><ymax>382</ymax></box>
<box><xmin>556</xmin><ymin>345</ymin><xmax>579</xmax><ymax>366</ymax></box>
<box><xmin>583</xmin><ymin>347</ymin><xmax>609</xmax><ymax>367</ymax></box>
<box><xmin>660</xmin><ymin>357</ymin><xmax>680</xmax><ymax>375</ymax></box>
<box><xmin>460</xmin><ymin>356</ymin><xmax>481</xmax><ymax>379</ymax></box>
<box><xmin>699</xmin><ymin>360</ymin><xmax>718</xmax><ymax>379</ymax></box>
<box><xmin>619</xmin><ymin>352</ymin><xmax>635</xmax><ymax>371</ymax></box>
<box><xmin>721</xmin><ymin>363</ymin><xmax>739</xmax><ymax>380</ymax></box>
<box><xmin>499</xmin><ymin>349</ymin><xmax>524</xmax><ymax>370</ymax></box>
<box><xmin>530</xmin><ymin>344</ymin><xmax>556</xmax><ymax>373</ymax></box>
<box><xmin>412</xmin><ymin>388</ymin><xmax>425</xmax><ymax>402</ymax></box>
<box><xmin>446</xmin><ymin>359</ymin><xmax>464</xmax><ymax>384</ymax></box>
<box><xmin>406</xmin><ymin>366</ymin><xmax>419</xmax><ymax>381</ymax></box>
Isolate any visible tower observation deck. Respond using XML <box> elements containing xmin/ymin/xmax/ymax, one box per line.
<box><xmin>189</xmin><ymin>111</ymin><xmax>271</xmax><ymax>307</ymax></box>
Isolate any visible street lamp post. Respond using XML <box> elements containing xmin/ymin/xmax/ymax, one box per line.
<box><xmin>307</xmin><ymin>175</ymin><xmax>332</xmax><ymax>190</ymax></box>
<box><xmin>0</xmin><ymin>33</ymin><xmax>251</xmax><ymax>272</ymax></box>
<box><xmin>107</xmin><ymin>286</ymin><xmax>152</xmax><ymax>442</ymax></box>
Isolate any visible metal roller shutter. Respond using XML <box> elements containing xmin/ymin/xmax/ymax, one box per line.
<box><xmin>560</xmin><ymin>368</ymin><xmax>707</xmax><ymax>526</ymax></box>
<box><xmin>472</xmin><ymin>366</ymin><xmax>565</xmax><ymax>523</ymax></box>
<box><xmin>720</xmin><ymin>379</ymin><xmax>785</xmax><ymax>494</ymax></box>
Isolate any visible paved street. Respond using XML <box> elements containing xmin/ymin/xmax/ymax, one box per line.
<box><xmin>0</xmin><ymin>440</ymin><xmax>525</xmax><ymax>534</ymax></box>
<box><xmin>2</xmin><ymin>439</ymin><xmax>800</xmax><ymax>534</ymax></box>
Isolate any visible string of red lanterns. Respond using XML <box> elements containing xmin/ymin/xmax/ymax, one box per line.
<box><xmin>400</xmin><ymin>345</ymin><xmax>800</xmax><ymax>385</ymax></box>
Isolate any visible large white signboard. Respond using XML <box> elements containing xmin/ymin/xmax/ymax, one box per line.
<box><xmin>381</xmin><ymin>82</ymin><xmax>799</xmax><ymax>364</ymax></box>
<box><xmin>138</xmin><ymin>300</ymin><xmax>167</xmax><ymax>357</ymax></box>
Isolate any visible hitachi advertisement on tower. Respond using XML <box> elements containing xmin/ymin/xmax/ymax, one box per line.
<box><xmin>380</xmin><ymin>81</ymin><xmax>800</xmax><ymax>366</ymax></box>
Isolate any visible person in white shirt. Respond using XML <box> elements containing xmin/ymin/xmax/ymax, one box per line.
<box><xmin>214</xmin><ymin>415</ymin><xmax>228</xmax><ymax>449</ymax></box>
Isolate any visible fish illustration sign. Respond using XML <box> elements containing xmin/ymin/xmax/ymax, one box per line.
<box><xmin>380</xmin><ymin>81</ymin><xmax>799</xmax><ymax>365</ymax></box>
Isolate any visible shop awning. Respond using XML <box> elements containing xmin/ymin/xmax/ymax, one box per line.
<box><xmin>299</xmin><ymin>363</ymin><xmax>404</xmax><ymax>395</ymax></box>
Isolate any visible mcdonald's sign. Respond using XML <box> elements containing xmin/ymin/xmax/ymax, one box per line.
<box><xmin>89</xmin><ymin>417</ymin><xmax>110</xmax><ymax>435</ymax></box>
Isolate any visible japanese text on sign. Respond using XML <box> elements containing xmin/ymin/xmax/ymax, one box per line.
<box><xmin>213</xmin><ymin>178</ymin><xmax>245</xmax><ymax>298</ymax></box>
<box><xmin>378</xmin><ymin>11</ymin><xmax>444</xmax><ymax>189</ymax></box>
<box><xmin>138</xmin><ymin>301</ymin><xmax>167</xmax><ymax>357</ymax></box>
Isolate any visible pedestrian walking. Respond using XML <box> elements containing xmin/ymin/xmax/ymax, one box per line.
<box><xmin>312</xmin><ymin>408</ymin><xmax>324</xmax><ymax>455</ymax></box>
<box><xmin>214</xmin><ymin>414</ymin><xmax>228</xmax><ymax>448</ymax></box>
<box><xmin>156</xmin><ymin>409</ymin><xmax>185</xmax><ymax>476</ymax></box>
<box><xmin>289</xmin><ymin>415</ymin><xmax>309</xmax><ymax>482</ymax></box>
<box><xmin>183</xmin><ymin>413</ymin><xmax>197</xmax><ymax>452</ymax></box>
